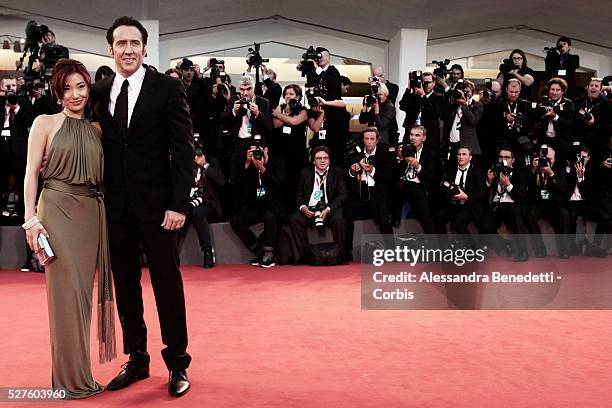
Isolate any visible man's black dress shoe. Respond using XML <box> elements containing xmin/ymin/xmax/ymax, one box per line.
<box><xmin>168</xmin><ymin>370</ymin><xmax>191</xmax><ymax>397</ymax></box>
<box><xmin>107</xmin><ymin>361</ymin><xmax>150</xmax><ymax>391</ymax></box>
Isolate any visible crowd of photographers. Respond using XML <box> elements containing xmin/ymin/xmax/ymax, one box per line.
<box><xmin>1</xmin><ymin>32</ymin><xmax>612</xmax><ymax>268</ymax></box>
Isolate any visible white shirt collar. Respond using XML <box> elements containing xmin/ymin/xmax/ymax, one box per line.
<box><xmin>113</xmin><ymin>65</ymin><xmax>146</xmax><ymax>88</ymax></box>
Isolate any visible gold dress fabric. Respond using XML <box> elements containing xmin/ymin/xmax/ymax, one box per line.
<box><xmin>37</xmin><ymin>115</ymin><xmax>115</xmax><ymax>399</ymax></box>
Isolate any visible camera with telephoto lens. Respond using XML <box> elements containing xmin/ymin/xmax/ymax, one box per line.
<box><xmin>364</xmin><ymin>81</ymin><xmax>379</xmax><ymax>107</ymax></box>
<box><xmin>401</xmin><ymin>142</ymin><xmax>417</xmax><ymax>159</ymax></box>
<box><xmin>309</xmin><ymin>201</ymin><xmax>327</xmax><ymax>231</ymax></box>
<box><xmin>251</xmin><ymin>135</ymin><xmax>264</xmax><ymax>160</ymax></box>
<box><xmin>450</xmin><ymin>79</ymin><xmax>467</xmax><ymax>100</ymax></box>
<box><xmin>499</xmin><ymin>58</ymin><xmax>519</xmax><ymax>74</ymax></box>
<box><xmin>537</xmin><ymin>145</ymin><xmax>550</xmax><ymax>168</ymax></box>
<box><xmin>409</xmin><ymin>70</ymin><xmax>423</xmax><ymax>89</ymax></box>
<box><xmin>237</xmin><ymin>98</ymin><xmax>250</xmax><ymax>117</ymax></box>
<box><xmin>432</xmin><ymin>59</ymin><xmax>450</xmax><ymax>78</ymax></box>
<box><xmin>491</xmin><ymin>160</ymin><xmax>510</xmax><ymax>178</ymax></box>
<box><xmin>512</xmin><ymin>112</ymin><xmax>526</xmax><ymax>135</ymax></box>
<box><xmin>297</xmin><ymin>46</ymin><xmax>321</xmax><ymax>77</ymax></box>
<box><xmin>344</xmin><ymin>143</ymin><xmax>365</xmax><ymax>166</ymax></box>
<box><xmin>286</xmin><ymin>99</ymin><xmax>303</xmax><ymax>115</ymax></box>
<box><xmin>306</xmin><ymin>84</ymin><xmax>327</xmax><ymax>109</ymax></box>
<box><xmin>440</xmin><ymin>180</ymin><xmax>461</xmax><ymax>200</ymax></box>
<box><xmin>246</xmin><ymin>43</ymin><xmax>269</xmax><ymax>68</ymax></box>
<box><xmin>576</xmin><ymin>109</ymin><xmax>593</xmax><ymax>123</ymax></box>
<box><xmin>209</xmin><ymin>58</ymin><xmax>226</xmax><ymax>79</ymax></box>
<box><xmin>189</xmin><ymin>192</ymin><xmax>204</xmax><ymax>208</ymax></box>
<box><xmin>568</xmin><ymin>141</ymin><xmax>585</xmax><ymax>164</ymax></box>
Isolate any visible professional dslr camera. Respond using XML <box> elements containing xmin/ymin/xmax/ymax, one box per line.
<box><xmin>284</xmin><ymin>99</ymin><xmax>303</xmax><ymax>115</ymax></box>
<box><xmin>309</xmin><ymin>201</ymin><xmax>328</xmax><ymax>231</ymax></box>
<box><xmin>3</xmin><ymin>85</ymin><xmax>19</xmax><ymax>106</ymax></box>
<box><xmin>491</xmin><ymin>160</ymin><xmax>510</xmax><ymax>178</ymax></box>
<box><xmin>536</xmin><ymin>145</ymin><xmax>550</xmax><ymax>168</ymax></box>
<box><xmin>297</xmin><ymin>46</ymin><xmax>322</xmax><ymax>81</ymax></box>
<box><xmin>575</xmin><ymin>109</ymin><xmax>594</xmax><ymax>123</ymax></box>
<box><xmin>450</xmin><ymin>79</ymin><xmax>467</xmax><ymax>100</ymax></box>
<box><xmin>543</xmin><ymin>44</ymin><xmax>562</xmax><ymax>56</ymax></box>
<box><xmin>210</xmin><ymin>58</ymin><xmax>226</xmax><ymax>79</ymax></box>
<box><xmin>568</xmin><ymin>141</ymin><xmax>585</xmax><ymax>164</ymax></box>
<box><xmin>409</xmin><ymin>70</ymin><xmax>423</xmax><ymax>89</ymax></box>
<box><xmin>249</xmin><ymin>135</ymin><xmax>265</xmax><ymax>161</ymax></box>
<box><xmin>364</xmin><ymin>79</ymin><xmax>379</xmax><ymax>107</ymax></box>
<box><xmin>499</xmin><ymin>58</ymin><xmax>519</xmax><ymax>74</ymax></box>
<box><xmin>344</xmin><ymin>142</ymin><xmax>365</xmax><ymax>166</ymax></box>
<box><xmin>400</xmin><ymin>142</ymin><xmax>417</xmax><ymax>159</ymax></box>
<box><xmin>246</xmin><ymin>42</ymin><xmax>269</xmax><ymax>68</ymax></box>
<box><xmin>535</xmin><ymin>97</ymin><xmax>565</xmax><ymax>117</ymax></box>
<box><xmin>482</xmin><ymin>78</ymin><xmax>496</xmax><ymax>100</ymax></box>
<box><xmin>432</xmin><ymin>59</ymin><xmax>450</xmax><ymax>78</ymax></box>
<box><xmin>306</xmin><ymin>84</ymin><xmax>328</xmax><ymax>108</ymax></box>
<box><xmin>236</xmin><ymin>98</ymin><xmax>251</xmax><ymax>117</ymax></box>
<box><xmin>440</xmin><ymin>180</ymin><xmax>461</xmax><ymax>200</ymax></box>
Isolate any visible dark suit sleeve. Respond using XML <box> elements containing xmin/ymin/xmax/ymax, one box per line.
<box><xmin>166</xmin><ymin>79</ymin><xmax>195</xmax><ymax>214</ymax></box>
<box><xmin>329</xmin><ymin>168</ymin><xmax>348</xmax><ymax>211</ymax></box>
<box><xmin>398</xmin><ymin>89</ymin><xmax>412</xmax><ymax>112</ymax></box>
<box><xmin>203</xmin><ymin>157</ymin><xmax>227</xmax><ymax>187</ymax></box>
<box><xmin>461</xmin><ymin>101</ymin><xmax>483</xmax><ymax>126</ymax></box>
<box><xmin>262</xmin><ymin>157</ymin><xmax>284</xmax><ymax>190</ymax></box>
<box><xmin>295</xmin><ymin>168</ymin><xmax>310</xmax><ymax>210</ymax></box>
<box><xmin>254</xmin><ymin>98</ymin><xmax>273</xmax><ymax>133</ymax></box>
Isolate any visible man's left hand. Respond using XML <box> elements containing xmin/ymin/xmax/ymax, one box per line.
<box><xmin>249</xmin><ymin>102</ymin><xmax>260</xmax><ymax>117</ymax></box>
<box><xmin>161</xmin><ymin>210</ymin><xmax>186</xmax><ymax>231</ymax></box>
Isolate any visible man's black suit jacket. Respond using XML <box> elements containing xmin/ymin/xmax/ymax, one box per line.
<box><xmin>395</xmin><ymin>145</ymin><xmax>440</xmax><ymax>193</ymax></box>
<box><xmin>1</xmin><ymin>99</ymin><xmax>34</xmax><ymax>159</ymax></box>
<box><xmin>91</xmin><ymin>69</ymin><xmax>194</xmax><ymax>223</ymax></box>
<box><xmin>219</xmin><ymin>95</ymin><xmax>273</xmax><ymax>144</ymax></box>
<box><xmin>399</xmin><ymin>90</ymin><xmax>445</xmax><ymax>148</ymax></box>
<box><xmin>295</xmin><ymin>165</ymin><xmax>348</xmax><ymax>213</ymax></box>
<box><xmin>444</xmin><ymin>164</ymin><xmax>487</xmax><ymax>219</ymax></box>
<box><xmin>242</xmin><ymin>156</ymin><xmax>286</xmax><ymax>217</ymax></box>
<box><xmin>487</xmin><ymin>167</ymin><xmax>528</xmax><ymax>206</ymax></box>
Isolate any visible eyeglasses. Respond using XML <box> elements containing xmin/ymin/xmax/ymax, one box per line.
<box><xmin>315</xmin><ymin>157</ymin><xmax>329</xmax><ymax>160</ymax></box>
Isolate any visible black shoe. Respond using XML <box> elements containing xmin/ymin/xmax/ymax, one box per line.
<box><xmin>20</xmin><ymin>261</ymin><xmax>33</xmax><ymax>272</ymax></box>
<box><xmin>203</xmin><ymin>248</ymin><xmax>214</xmax><ymax>268</ymax></box>
<box><xmin>250</xmin><ymin>253</ymin><xmax>262</xmax><ymax>267</ymax></box>
<box><xmin>168</xmin><ymin>370</ymin><xmax>190</xmax><ymax>397</ymax></box>
<box><xmin>514</xmin><ymin>250</ymin><xmax>529</xmax><ymax>262</ymax></box>
<box><xmin>259</xmin><ymin>252</ymin><xmax>276</xmax><ymax>268</ymax></box>
<box><xmin>107</xmin><ymin>361</ymin><xmax>150</xmax><ymax>391</ymax></box>
<box><xmin>535</xmin><ymin>249</ymin><xmax>547</xmax><ymax>258</ymax></box>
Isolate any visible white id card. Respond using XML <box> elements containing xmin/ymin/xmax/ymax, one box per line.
<box><xmin>318</xmin><ymin>129</ymin><xmax>327</xmax><ymax>140</ymax></box>
<box><xmin>540</xmin><ymin>189</ymin><xmax>550</xmax><ymax>200</ymax></box>
<box><xmin>558</xmin><ymin>69</ymin><xmax>567</xmax><ymax>76</ymax></box>
<box><xmin>256</xmin><ymin>187</ymin><xmax>267</xmax><ymax>198</ymax></box>
<box><xmin>283</xmin><ymin>126</ymin><xmax>292</xmax><ymax>135</ymax></box>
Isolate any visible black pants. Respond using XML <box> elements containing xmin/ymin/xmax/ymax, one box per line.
<box><xmin>393</xmin><ymin>180</ymin><xmax>436</xmax><ymax>234</ymax></box>
<box><xmin>108</xmin><ymin>206</ymin><xmax>191</xmax><ymax>371</ymax></box>
<box><xmin>526</xmin><ymin>201</ymin><xmax>571</xmax><ymax>255</ymax></box>
<box><xmin>345</xmin><ymin>185</ymin><xmax>393</xmax><ymax>256</ymax></box>
<box><xmin>480</xmin><ymin>202</ymin><xmax>529</xmax><ymax>253</ymax></box>
<box><xmin>230</xmin><ymin>201</ymin><xmax>280</xmax><ymax>252</ymax></box>
<box><xmin>177</xmin><ymin>204</ymin><xmax>218</xmax><ymax>252</ymax></box>
<box><xmin>567</xmin><ymin>200</ymin><xmax>611</xmax><ymax>245</ymax></box>
<box><xmin>230</xmin><ymin>138</ymin><xmax>255</xmax><ymax>214</ymax></box>
<box><xmin>289</xmin><ymin>210</ymin><xmax>346</xmax><ymax>261</ymax></box>
<box><xmin>434</xmin><ymin>203</ymin><xmax>478</xmax><ymax>235</ymax></box>
<box><xmin>0</xmin><ymin>139</ymin><xmax>26</xmax><ymax>216</ymax></box>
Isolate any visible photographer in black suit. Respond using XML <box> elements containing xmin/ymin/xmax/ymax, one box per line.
<box><xmin>399</xmin><ymin>71</ymin><xmax>444</xmax><ymax>150</ymax></box>
<box><xmin>344</xmin><ymin>127</ymin><xmax>394</xmax><ymax>259</ymax></box>
<box><xmin>290</xmin><ymin>146</ymin><xmax>348</xmax><ymax>263</ymax></box>
<box><xmin>230</xmin><ymin>138</ymin><xmax>285</xmax><ymax>268</ymax></box>
<box><xmin>91</xmin><ymin>16</ymin><xmax>194</xmax><ymax>396</ymax></box>
<box><xmin>433</xmin><ymin>145</ymin><xmax>486</xmax><ymax>237</ymax></box>
<box><xmin>525</xmin><ymin>145</ymin><xmax>571</xmax><ymax>258</ymax></box>
<box><xmin>574</xmin><ymin>78</ymin><xmax>612</xmax><ymax>164</ymax></box>
<box><xmin>1</xmin><ymin>76</ymin><xmax>34</xmax><ymax>219</ymax></box>
<box><xmin>545</xmin><ymin>37</ymin><xmax>580</xmax><ymax>97</ymax></box>
<box><xmin>259</xmin><ymin>65</ymin><xmax>282</xmax><ymax>110</ymax></box>
<box><xmin>219</xmin><ymin>75</ymin><xmax>273</xmax><ymax>213</ymax></box>
<box><xmin>479</xmin><ymin>147</ymin><xmax>530</xmax><ymax>261</ymax></box>
<box><xmin>534</xmin><ymin>78</ymin><xmax>575</xmax><ymax>163</ymax></box>
<box><xmin>392</xmin><ymin>125</ymin><xmax>438</xmax><ymax>233</ymax></box>
<box><xmin>358</xmin><ymin>82</ymin><xmax>398</xmax><ymax>146</ymax></box>
<box><xmin>371</xmin><ymin>66</ymin><xmax>399</xmax><ymax>105</ymax></box>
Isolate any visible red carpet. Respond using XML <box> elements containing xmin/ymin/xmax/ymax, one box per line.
<box><xmin>1</xmin><ymin>263</ymin><xmax>612</xmax><ymax>407</ymax></box>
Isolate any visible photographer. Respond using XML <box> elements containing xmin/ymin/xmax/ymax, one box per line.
<box><xmin>290</xmin><ymin>146</ymin><xmax>348</xmax><ymax>263</ymax></box>
<box><xmin>1</xmin><ymin>75</ymin><xmax>34</xmax><ymax>219</ymax></box>
<box><xmin>545</xmin><ymin>37</ymin><xmax>580</xmax><ymax>97</ymax></box>
<box><xmin>358</xmin><ymin>82</ymin><xmax>398</xmax><ymax>146</ymax></box>
<box><xmin>594</xmin><ymin>136</ymin><xmax>612</xmax><ymax>253</ymax></box>
<box><xmin>564</xmin><ymin>146</ymin><xmax>611</xmax><ymax>255</ymax></box>
<box><xmin>271</xmin><ymin>84</ymin><xmax>309</xmax><ymax>210</ymax></box>
<box><xmin>433</xmin><ymin>146</ymin><xmax>486</xmax><ymax>238</ymax></box>
<box><xmin>205</xmin><ymin>76</ymin><xmax>233</xmax><ymax>157</ymax></box>
<box><xmin>479</xmin><ymin>147</ymin><xmax>530</xmax><ymax>261</ymax></box>
<box><xmin>525</xmin><ymin>145</ymin><xmax>571</xmax><ymax>258</ymax></box>
<box><xmin>307</xmin><ymin>96</ymin><xmax>348</xmax><ymax>166</ymax></box>
<box><xmin>436</xmin><ymin>63</ymin><xmax>465</xmax><ymax>95</ymax></box>
<box><xmin>344</xmin><ymin>127</ymin><xmax>394</xmax><ymax>260</ymax></box>
<box><xmin>534</xmin><ymin>77</ymin><xmax>575</xmax><ymax>162</ymax></box>
<box><xmin>496</xmin><ymin>49</ymin><xmax>535</xmax><ymax>100</ymax></box>
<box><xmin>391</xmin><ymin>125</ymin><xmax>438</xmax><ymax>233</ymax></box>
<box><xmin>442</xmin><ymin>80</ymin><xmax>483</xmax><ymax>166</ymax></box>
<box><xmin>179</xmin><ymin>58</ymin><xmax>205</xmax><ymax>138</ymax></box>
<box><xmin>573</xmin><ymin>78</ymin><xmax>612</xmax><ymax>164</ymax></box>
<box><xmin>371</xmin><ymin>66</ymin><xmax>399</xmax><ymax>104</ymax></box>
<box><xmin>219</xmin><ymin>75</ymin><xmax>273</xmax><ymax>212</ymax></box>
<box><xmin>399</xmin><ymin>71</ymin><xmax>445</xmax><ymax>150</ymax></box>
<box><xmin>259</xmin><ymin>65</ymin><xmax>282</xmax><ymax>109</ymax></box>
<box><xmin>477</xmin><ymin>79</ymin><xmax>502</xmax><ymax>167</ymax></box>
<box><xmin>229</xmin><ymin>139</ymin><xmax>285</xmax><ymax>268</ymax></box>
<box><xmin>177</xmin><ymin>147</ymin><xmax>227</xmax><ymax>268</ymax></box>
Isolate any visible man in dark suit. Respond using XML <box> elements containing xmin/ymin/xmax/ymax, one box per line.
<box><xmin>392</xmin><ymin>125</ymin><xmax>438</xmax><ymax>233</ymax></box>
<box><xmin>260</xmin><ymin>66</ymin><xmax>282</xmax><ymax>109</ymax></box>
<box><xmin>545</xmin><ymin>37</ymin><xmax>580</xmax><ymax>97</ymax></box>
<box><xmin>344</xmin><ymin>127</ymin><xmax>395</xmax><ymax>259</ymax></box>
<box><xmin>399</xmin><ymin>71</ymin><xmax>445</xmax><ymax>150</ymax></box>
<box><xmin>290</xmin><ymin>146</ymin><xmax>348</xmax><ymax>263</ymax></box>
<box><xmin>0</xmin><ymin>78</ymin><xmax>34</xmax><ymax>219</ymax></box>
<box><xmin>371</xmin><ymin>66</ymin><xmax>399</xmax><ymax>105</ymax></box>
<box><xmin>219</xmin><ymin>74</ymin><xmax>273</xmax><ymax>213</ymax></box>
<box><xmin>434</xmin><ymin>145</ymin><xmax>486</xmax><ymax>237</ymax></box>
<box><xmin>90</xmin><ymin>16</ymin><xmax>194</xmax><ymax>397</ymax></box>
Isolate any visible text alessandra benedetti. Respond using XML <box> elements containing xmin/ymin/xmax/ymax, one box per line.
<box><xmin>373</xmin><ymin>271</ymin><xmax>557</xmax><ymax>283</ymax></box>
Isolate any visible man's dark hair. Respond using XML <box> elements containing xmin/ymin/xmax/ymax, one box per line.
<box><xmin>547</xmin><ymin>77</ymin><xmax>568</xmax><ymax>93</ymax></box>
<box><xmin>315</xmin><ymin>47</ymin><xmax>329</xmax><ymax>54</ymax></box>
<box><xmin>311</xmin><ymin>145</ymin><xmax>332</xmax><ymax>162</ymax></box>
<box><xmin>449</xmin><ymin>64</ymin><xmax>464</xmax><ymax>77</ymax></box>
<box><xmin>95</xmin><ymin>65</ymin><xmax>114</xmax><ymax>82</ymax></box>
<box><xmin>557</xmin><ymin>36</ymin><xmax>572</xmax><ymax>46</ymax></box>
<box><xmin>498</xmin><ymin>147</ymin><xmax>514</xmax><ymax>158</ymax></box>
<box><xmin>106</xmin><ymin>16</ymin><xmax>148</xmax><ymax>46</ymax></box>
<box><xmin>340</xmin><ymin>76</ymin><xmax>352</xmax><ymax>86</ymax></box>
<box><xmin>457</xmin><ymin>144</ymin><xmax>472</xmax><ymax>154</ymax></box>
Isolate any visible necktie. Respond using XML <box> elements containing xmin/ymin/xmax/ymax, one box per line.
<box><xmin>458</xmin><ymin>168</ymin><xmax>466</xmax><ymax>190</ymax></box>
<box><xmin>8</xmin><ymin>108</ymin><xmax>15</xmax><ymax>129</ymax></box>
<box><xmin>114</xmin><ymin>79</ymin><xmax>129</xmax><ymax>130</ymax></box>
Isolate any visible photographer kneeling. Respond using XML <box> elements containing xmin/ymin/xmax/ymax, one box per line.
<box><xmin>289</xmin><ymin>146</ymin><xmax>348</xmax><ymax>264</ymax></box>
<box><xmin>358</xmin><ymin>82</ymin><xmax>398</xmax><ymax>147</ymax></box>
<box><xmin>177</xmin><ymin>147</ymin><xmax>227</xmax><ymax>268</ymax></box>
<box><xmin>230</xmin><ymin>138</ymin><xmax>285</xmax><ymax>268</ymax></box>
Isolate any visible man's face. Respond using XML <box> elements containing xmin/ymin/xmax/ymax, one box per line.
<box><xmin>109</xmin><ymin>25</ymin><xmax>146</xmax><ymax>77</ymax></box>
<box><xmin>498</xmin><ymin>150</ymin><xmax>514</xmax><ymax>167</ymax></box>
<box><xmin>372</xmin><ymin>67</ymin><xmax>385</xmax><ymax>81</ymax></box>
<box><xmin>43</xmin><ymin>32</ymin><xmax>56</xmax><ymax>45</ymax></box>
<box><xmin>318</xmin><ymin>51</ymin><xmax>330</xmax><ymax>67</ymax></box>
<box><xmin>421</xmin><ymin>74</ymin><xmax>435</xmax><ymax>93</ymax></box>
<box><xmin>181</xmin><ymin>67</ymin><xmax>195</xmax><ymax>82</ymax></box>
<box><xmin>491</xmin><ymin>81</ymin><xmax>501</xmax><ymax>98</ymax></box>
<box><xmin>588</xmin><ymin>81</ymin><xmax>602</xmax><ymax>99</ymax></box>
<box><xmin>363</xmin><ymin>131</ymin><xmax>378</xmax><ymax>152</ymax></box>
<box><xmin>239</xmin><ymin>84</ymin><xmax>254</xmax><ymax>100</ymax></box>
<box><xmin>457</xmin><ymin>148</ymin><xmax>472</xmax><ymax>167</ymax></box>
<box><xmin>2</xmin><ymin>79</ymin><xmax>17</xmax><ymax>94</ymax></box>
<box><xmin>558</xmin><ymin>41</ymin><xmax>570</xmax><ymax>54</ymax></box>
<box><xmin>548</xmin><ymin>84</ymin><xmax>564</xmax><ymax>101</ymax></box>
<box><xmin>313</xmin><ymin>151</ymin><xmax>330</xmax><ymax>171</ymax></box>
<box><xmin>409</xmin><ymin>128</ymin><xmax>426</xmax><ymax>148</ymax></box>
<box><xmin>449</xmin><ymin>69</ymin><xmax>462</xmax><ymax>82</ymax></box>
<box><xmin>507</xmin><ymin>83</ymin><xmax>521</xmax><ymax>102</ymax></box>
